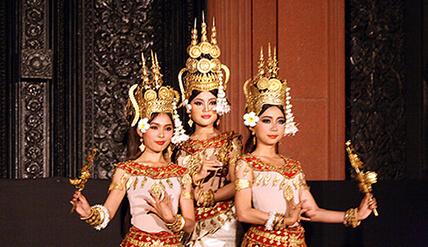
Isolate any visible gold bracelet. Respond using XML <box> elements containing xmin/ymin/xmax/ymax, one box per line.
<box><xmin>344</xmin><ymin>208</ymin><xmax>361</xmax><ymax>228</ymax></box>
<box><xmin>235</xmin><ymin>179</ymin><xmax>251</xmax><ymax>191</ymax></box>
<box><xmin>83</xmin><ymin>207</ymin><xmax>102</xmax><ymax>227</ymax></box>
<box><xmin>199</xmin><ymin>189</ymin><xmax>215</xmax><ymax>207</ymax></box>
<box><xmin>166</xmin><ymin>214</ymin><xmax>185</xmax><ymax>233</ymax></box>
<box><xmin>80</xmin><ymin>209</ymin><xmax>94</xmax><ymax>221</ymax></box>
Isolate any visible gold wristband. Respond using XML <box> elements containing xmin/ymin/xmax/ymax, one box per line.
<box><xmin>166</xmin><ymin>214</ymin><xmax>185</xmax><ymax>233</ymax></box>
<box><xmin>344</xmin><ymin>208</ymin><xmax>361</xmax><ymax>228</ymax></box>
<box><xmin>197</xmin><ymin>189</ymin><xmax>215</xmax><ymax>207</ymax></box>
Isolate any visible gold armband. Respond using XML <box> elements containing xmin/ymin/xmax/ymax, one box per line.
<box><xmin>108</xmin><ymin>182</ymin><xmax>124</xmax><ymax>192</ymax></box>
<box><xmin>344</xmin><ymin>208</ymin><xmax>361</xmax><ymax>228</ymax></box>
<box><xmin>235</xmin><ymin>179</ymin><xmax>252</xmax><ymax>191</ymax></box>
<box><xmin>166</xmin><ymin>214</ymin><xmax>185</xmax><ymax>233</ymax></box>
<box><xmin>181</xmin><ymin>191</ymin><xmax>193</xmax><ymax>200</ymax></box>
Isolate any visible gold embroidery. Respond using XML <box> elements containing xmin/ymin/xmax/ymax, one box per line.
<box><xmin>166</xmin><ymin>178</ymin><xmax>174</xmax><ymax>189</ymax></box>
<box><xmin>255</xmin><ymin>174</ymin><xmax>263</xmax><ymax>186</ymax></box>
<box><xmin>272</xmin><ymin>174</ymin><xmax>281</xmax><ymax>187</ymax></box>
<box><xmin>141</xmin><ymin>177</ymin><xmax>148</xmax><ymax>189</ymax></box>
<box><xmin>263</xmin><ymin>174</ymin><xmax>271</xmax><ymax>186</ymax></box>
<box><xmin>283</xmin><ymin>184</ymin><xmax>294</xmax><ymax>201</ymax></box>
<box><xmin>133</xmin><ymin>177</ymin><xmax>139</xmax><ymax>190</ymax></box>
<box><xmin>279</xmin><ymin>177</ymin><xmax>286</xmax><ymax>188</ymax></box>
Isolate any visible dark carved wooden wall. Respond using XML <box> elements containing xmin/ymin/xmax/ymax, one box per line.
<box><xmin>0</xmin><ymin>0</ymin><xmax>205</xmax><ymax>179</ymax></box>
<box><xmin>346</xmin><ymin>0</ymin><xmax>427</xmax><ymax>180</ymax></box>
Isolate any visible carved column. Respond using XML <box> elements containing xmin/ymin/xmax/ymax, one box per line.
<box><xmin>347</xmin><ymin>0</ymin><xmax>406</xmax><ymax>179</ymax></box>
<box><xmin>18</xmin><ymin>0</ymin><xmax>52</xmax><ymax>178</ymax></box>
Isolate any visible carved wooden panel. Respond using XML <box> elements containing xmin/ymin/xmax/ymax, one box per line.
<box><xmin>21</xmin><ymin>0</ymin><xmax>52</xmax><ymax>79</ymax></box>
<box><xmin>18</xmin><ymin>82</ymin><xmax>50</xmax><ymax>178</ymax></box>
<box><xmin>17</xmin><ymin>0</ymin><xmax>51</xmax><ymax>178</ymax></box>
<box><xmin>81</xmin><ymin>0</ymin><xmax>202</xmax><ymax>178</ymax></box>
<box><xmin>347</xmin><ymin>0</ymin><xmax>405</xmax><ymax>179</ymax></box>
<box><xmin>0</xmin><ymin>0</ymin><xmax>203</xmax><ymax>179</ymax></box>
<box><xmin>0</xmin><ymin>0</ymin><xmax>9</xmax><ymax>178</ymax></box>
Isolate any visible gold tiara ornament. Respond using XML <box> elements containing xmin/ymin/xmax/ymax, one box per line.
<box><xmin>243</xmin><ymin>44</ymin><xmax>298</xmax><ymax>135</ymax></box>
<box><xmin>178</xmin><ymin>13</ymin><xmax>231</xmax><ymax>115</ymax></box>
<box><xmin>128</xmin><ymin>51</ymin><xmax>188</xmax><ymax>144</ymax></box>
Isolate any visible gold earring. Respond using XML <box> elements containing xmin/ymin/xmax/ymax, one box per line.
<box><xmin>188</xmin><ymin>117</ymin><xmax>193</xmax><ymax>127</ymax></box>
<box><xmin>139</xmin><ymin>138</ymin><xmax>145</xmax><ymax>152</ymax></box>
<box><xmin>252</xmin><ymin>133</ymin><xmax>256</xmax><ymax>145</ymax></box>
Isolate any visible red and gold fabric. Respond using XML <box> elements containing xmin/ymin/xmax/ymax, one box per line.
<box><xmin>116</xmin><ymin>161</ymin><xmax>186</xmax><ymax>179</ymax></box>
<box><xmin>195</xmin><ymin>201</ymin><xmax>234</xmax><ymax>222</ymax></box>
<box><xmin>175</xmin><ymin>131</ymin><xmax>242</xmax><ymax>246</ymax></box>
<box><xmin>241</xmin><ymin>225</ymin><xmax>306</xmax><ymax>247</ymax></box>
<box><xmin>121</xmin><ymin>226</ymin><xmax>183</xmax><ymax>247</ymax></box>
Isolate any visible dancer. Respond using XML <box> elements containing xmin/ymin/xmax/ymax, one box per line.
<box><xmin>174</xmin><ymin>15</ymin><xmax>242</xmax><ymax>247</ymax></box>
<box><xmin>71</xmin><ymin>52</ymin><xmax>194</xmax><ymax>247</ymax></box>
<box><xmin>235</xmin><ymin>45</ymin><xmax>377</xmax><ymax>246</ymax></box>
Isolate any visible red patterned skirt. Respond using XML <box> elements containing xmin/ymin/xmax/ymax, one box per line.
<box><xmin>120</xmin><ymin>226</ymin><xmax>183</xmax><ymax>247</ymax></box>
<box><xmin>241</xmin><ymin>225</ymin><xmax>307</xmax><ymax>247</ymax></box>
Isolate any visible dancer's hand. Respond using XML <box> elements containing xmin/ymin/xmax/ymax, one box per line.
<box><xmin>287</xmin><ymin>201</ymin><xmax>304</xmax><ymax>225</ymax></box>
<box><xmin>145</xmin><ymin>191</ymin><xmax>175</xmax><ymax>224</ymax></box>
<box><xmin>193</xmin><ymin>159</ymin><xmax>223</xmax><ymax>183</ymax></box>
<box><xmin>70</xmin><ymin>191</ymin><xmax>92</xmax><ymax>218</ymax></box>
<box><xmin>357</xmin><ymin>193</ymin><xmax>377</xmax><ymax>220</ymax></box>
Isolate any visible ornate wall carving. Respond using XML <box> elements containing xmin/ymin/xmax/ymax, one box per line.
<box><xmin>18</xmin><ymin>82</ymin><xmax>50</xmax><ymax>178</ymax></box>
<box><xmin>17</xmin><ymin>0</ymin><xmax>51</xmax><ymax>178</ymax></box>
<box><xmin>0</xmin><ymin>0</ymin><xmax>203</xmax><ymax>179</ymax></box>
<box><xmin>81</xmin><ymin>0</ymin><xmax>202</xmax><ymax>178</ymax></box>
<box><xmin>21</xmin><ymin>0</ymin><xmax>52</xmax><ymax>79</ymax></box>
<box><xmin>0</xmin><ymin>0</ymin><xmax>9</xmax><ymax>178</ymax></box>
<box><xmin>347</xmin><ymin>0</ymin><xmax>406</xmax><ymax>179</ymax></box>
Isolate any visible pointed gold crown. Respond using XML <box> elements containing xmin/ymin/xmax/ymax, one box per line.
<box><xmin>129</xmin><ymin>51</ymin><xmax>180</xmax><ymax>126</ymax></box>
<box><xmin>244</xmin><ymin>44</ymin><xmax>288</xmax><ymax>115</ymax></box>
<box><xmin>178</xmin><ymin>14</ymin><xmax>230</xmax><ymax>101</ymax></box>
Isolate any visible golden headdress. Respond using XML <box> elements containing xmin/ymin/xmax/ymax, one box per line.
<box><xmin>243</xmin><ymin>44</ymin><xmax>298</xmax><ymax>135</ymax></box>
<box><xmin>128</xmin><ymin>51</ymin><xmax>188</xmax><ymax>144</ymax></box>
<box><xmin>178</xmin><ymin>13</ymin><xmax>230</xmax><ymax>115</ymax></box>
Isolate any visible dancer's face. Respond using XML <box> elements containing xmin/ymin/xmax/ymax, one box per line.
<box><xmin>190</xmin><ymin>91</ymin><xmax>218</xmax><ymax>127</ymax></box>
<box><xmin>140</xmin><ymin>113</ymin><xmax>173</xmax><ymax>153</ymax></box>
<box><xmin>253</xmin><ymin>106</ymin><xmax>285</xmax><ymax>146</ymax></box>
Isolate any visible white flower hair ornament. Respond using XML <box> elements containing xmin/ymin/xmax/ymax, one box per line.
<box><xmin>243</xmin><ymin>112</ymin><xmax>260</xmax><ymax>127</ymax></box>
<box><xmin>137</xmin><ymin>118</ymin><xmax>150</xmax><ymax>133</ymax></box>
<box><xmin>171</xmin><ymin>99</ymin><xmax>189</xmax><ymax>144</ymax></box>
<box><xmin>183</xmin><ymin>99</ymin><xmax>192</xmax><ymax>113</ymax></box>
